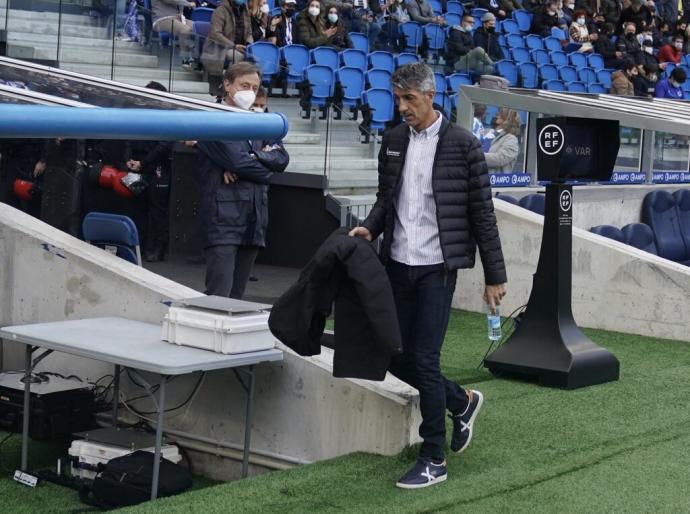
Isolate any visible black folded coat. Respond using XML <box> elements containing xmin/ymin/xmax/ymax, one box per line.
<box><xmin>268</xmin><ymin>228</ymin><xmax>402</xmax><ymax>381</ymax></box>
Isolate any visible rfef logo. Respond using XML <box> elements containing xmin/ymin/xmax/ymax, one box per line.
<box><xmin>560</xmin><ymin>190</ymin><xmax>572</xmax><ymax>212</ymax></box>
<box><xmin>538</xmin><ymin>124</ymin><xmax>565</xmax><ymax>156</ymax></box>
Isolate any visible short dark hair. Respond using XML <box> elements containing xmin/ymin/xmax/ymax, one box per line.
<box><xmin>462</xmin><ymin>13</ymin><xmax>474</xmax><ymax>22</ymax></box>
<box><xmin>671</xmin><ymin>67</ymin><xmax>687</xmax><ymax>83</ymax></box>
<box><xmin>643</xmin><ymin>63</ymin><xmax>658</xmax><ymax>74</ymax></box>
<box><xmin>145</xmin><ymin>81</ymin><xmax>167</xmax><ymax>92</ymax></box>
<box><xmin>256</xmin><ymin>85</ymin><xmax>267</xmax><ymax>98</ymax></box>
<box><xmin>223</xmin><ymin>62</ymin><xmax>263</xmax><ymax>84</ymax></box>
<box><xmin>622</xmin><ymin>59</ymin><xmax>637</xmax><ymax>72</ymax></box>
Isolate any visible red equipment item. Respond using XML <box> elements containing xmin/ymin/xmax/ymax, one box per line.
<box><xmin>13</xmin><ymin>178</ymin><xmax>40</xmax><ymax>201</ymax></box>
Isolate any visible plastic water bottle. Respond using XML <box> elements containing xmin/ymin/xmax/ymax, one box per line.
<box><xmin>487</xmin><ymin>306</ymin><xmax>501</xmax><ymax>341</ymax></box>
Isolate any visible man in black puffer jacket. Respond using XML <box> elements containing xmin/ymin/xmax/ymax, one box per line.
<box><xmin>350</xmin><ymin>62</ymin><xmax>507</xmax><ymax>490</ymax></box>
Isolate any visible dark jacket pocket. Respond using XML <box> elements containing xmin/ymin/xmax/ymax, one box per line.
<box><xmin>214</xmin><ymin>186</ymin><xmax>251</xmax><ymax>226</ymax></box>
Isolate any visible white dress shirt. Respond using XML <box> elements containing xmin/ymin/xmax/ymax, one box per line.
<box><xmin>390</xmin><ymin>112</ymin><xmax>444</xmax><ymax>266</ymax></box>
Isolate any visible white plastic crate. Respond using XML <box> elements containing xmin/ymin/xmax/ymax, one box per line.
<box><xmin>161</xmin><ymin>306</ymin><xmax>275</xmax><ymax>354</ymax></box>
<box><xmin>68</xmin><ymin>439</ymin><xmax>182</xmax><ymax>481</ymax></box>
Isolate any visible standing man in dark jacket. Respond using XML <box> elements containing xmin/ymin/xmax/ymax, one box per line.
<box><xmin>196</xmin><ymin>62</ymin><xmax>289</xmax><ymax>299</ymax></box>
<box><xmin>350</xmin><ymin>62</ymin><xmax>507</xmax><ymax>490</ymax></box>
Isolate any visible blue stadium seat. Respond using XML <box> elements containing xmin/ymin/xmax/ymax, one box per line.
<box><xmin>366</xmin><ymin>68</ymin><xmax>392</xmax><ymax>89</ymax></box>
<box><xmin>496</xmin><ymin>194</ymin><xmax>519</xmax><ymax>205</ymax></box>
<box><xmin>434</xmin><ymin>71</ymin><xmax>447</xmax><ymax>92</ymax></box>
<box><xmin>590</xmin><ymin>225</ymin><xmax>624</xmax><ymax>242</ymax></box>
<box><xmin>511</xmin><ymin>47</ymin><xmax>531</xmax><ymax>64</ymax></box>
<box><xmin>587</xmin><ymin>82</ymin><xmax>607</xmax><ymax>94</ymax></box>
<box><xmin>543</xmin><ymin>79</ymin><xmax>566</xmax><ymax>91</ymax></box>
<box><xmin>578</xmin><ymin>67</ymin><xmax>596</xmax><ymax>84</ymax></box>
<box><xmin>247</xmin><ymin>42</ymin><xmax>280</xmax><ymax>85</ymax></box>
<box><xmin>673</xmin><ymin>189</ymin><xmax>690</xmax><ymax>258</ymax></box>
<box><xmin>496</xmin><ymin>60</ymin><xmax>518</xmax><ymax>86</ymax></box>
<box><xmin>311</xmin><ymin>46</ymin><xmax>339</xmax><ymax>70</ymax></box>
<box><xmin>349</xmin><ymin>32</ymin><xmax>369</xmax><ymax>53</ymax></box>
<box><xmin>424</xmin><ymin>23</ymin><xmax>447</xmax><ymax>59</ymax></box>
<box><xmin>472</xmin><ymin>16</ymin><xmax>482</xmax><ymax>31</ymax></box>
<box><xmin>544</xmin><ymin>37</ymin><xmax>563</xmax><ymax>52</ymax></box>
<box><xmin>361</xmin><ymin>88</ymin><xmax>394</xmax><ymax>133</ymax></box>
<box><xmin>513</xmin><ymin>10</ymin><xmax>532</xmax><ymax>32</ymax></box>
<box><xmin>429</xmin><ymin>0</ymin><xmax>442</xmax><ymax>15</ymax></box>
<box><xmin>369</xmin><ymin>51</ymin><xmax>396</xmax><ymax>73</ymax></box>
<box><xmin>471</xmin><ymin>7</ymin><xmax>488</xmax><ymax>18</ymax></box>
<box><xmin>396</xmin><ymin>52</ymin><xmax>420</xmax><ymax>67</ymax></box>
<box><xmin>433</xmin><ymin>92</ymin><xmax>451</xmax><ymax>117</ymax></box>
<box><xmin>596</xmin><ymin>69</ymin><xmax>612</xmax><ymax>88</ymax></box>
<box><xmin>538</xmin><ymin>63</ymin><xmax>559</xmax><ymax>82</ymax></box>
<box><xmin>446</xmin><ymin>1</ymin><xmax>464</xmax><ymax>15</ymax></box>
<box><xmin>444</xmin><ymin>13</ymin><xmax>462</xmax><ymax>26</ymax></box>
<box><xmin>400</xmin><ymin>22</ymin><xmax>424</xmax><ymax>53</ymax></box>
<box><xmin>193</xmin><ymin>21</ymin><xmax>210</xmax><ymax>39</ymax></box>
<box><xmin>641</xmin><ymin>190</ymin><xmax>689</xmax><ymax>263</ymax></box>
<box><xmin>501</xmin><ymin>45</ymin><xmax>511</xmax><ymax>60</ymax></box>
<box><xmin>566</xmin><ymin>81</ymin><xmax>587</xmax><ymax>92</ymax></box>
<box><xmin>340</xmin><ymin>49</ymin><xmax>367</xmax><ymax>72</ymax></box>
<box><xmin>507</xmin><ymin>33</ymin><xmax>526</xmax><ymax>48</ymax></box>
<box><xmin>549</xmin><ymin>50</ymin><xmax>568</xmax><ymax>66</ymax></box>
<box><xmin>558</xmin><ymin>65</ymin><xmax>578</xmax><ymax>82</ymax></box>
<box><xmin>282</xmin><ymin>45</ymin><xmax>310</xmax><ymax>86</ymax></box>
<box><xmin>519</xmin><ymin>193</ymin><xmax>545</xmax><ymax>214</ymax></box>
<box><xmin>447</xmin><ymin>72</ymin><xmax>472</xmax><ymax>92</ymax></box>
<box><xmin>305</xmin><ymin>64</ymin><xmax>335</xmax><ymax>107</ymax></box>
<box><xmin>568</xmin><ymin>52</ymin><xmax>588</xmax><ymax>68</ymax></box>
<box><xmin>83</xmin><ymin>212</ymin><xmax>142</xmax><ymax>265</ymax></box>
<box><xmin>531</xmin><ymin>48</ymin><xmax>550</xmax><ymax>65</ymax></box>
<box><xmin>622</xmin><ymin>223</ymin><xmax>658</xmax><ymax>255</ymax></box>
<box><xmin>502</xmin><ymin>19</ymin><xmax>521</xmax><ymax>34</ymax></box>
<box><xmin>525</xmin><ymin>34</ymin><xmax>544</xmax><ymax>50</ymax></box>
<box><xmin>551</xmin><ymin>27</ymin><xmax>567</xmax><ymax>40</ymax></box>
<box><xmin>191</xmin><ymin>6</ymin><xmax>214</xmax><ymax>22</ymax></box>
<box><xmin>336</xmin><ymin>67</ymin><xmax>365</xmax><ymax>114</ymax></box>
<box><xmin>519</xmin><ymin>62</ymin><xmax>539</xmax><ymax>88</ymax></box>
<box><xmin>587</xmin><ymin>53</ymin><xmax>605</xmax><ymax>71</ymax></box>
<box><xmin>664</xmin><ymin>62</ymin><xmax>676</xmax><ymax>78</ymax></box>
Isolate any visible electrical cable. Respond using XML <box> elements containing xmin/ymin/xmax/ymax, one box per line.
<box><xmin>120</xmin><ymin>372</ymin><xmax>206</xmax><ymax>423</ymax></box>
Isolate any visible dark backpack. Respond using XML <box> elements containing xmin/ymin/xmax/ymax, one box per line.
<box><xmin>79</xmin><ymin>450</ymin><xmax>192</xmax><ymax>510</ymax></box>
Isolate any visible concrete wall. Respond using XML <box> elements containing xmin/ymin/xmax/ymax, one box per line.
<box><xmin>454</xmin><ymin>199</ymin><xmax>690</xmax><ymax>342</ymax></box>
<box><xmin>0</xmin><ymin>204</ymin><xmax>420</xmax><ymax>477</ymax></box>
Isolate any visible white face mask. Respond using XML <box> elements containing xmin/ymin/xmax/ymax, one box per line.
<box><xmin>233</xmin><ymin>89</ymin><xmax>257</xmax><ymax>110</ymax></box>
<box><xmin>308</xmin><ymin>5</ymin><xmax>320</xmax><ymax>16</ymax></box>
<box><xmin>567</xmin><ymin>2</ymin><xmax>574</xmax><ymax>7</ymax></box>
<box><xmin>576</xmin><ymin>17</ymin><xmax>585</xmax><ymax>25</ymax></box>
<box><xmin>670</xmin><ymin>79</ymin><xmax>679</xmax><ymax>87</ymax></box>
<box><xmin>249</xmin><ymin>105</ymin><xmax>266</xmax><ymax>112</ymax></box>
<box><xmin>675</xmin><ymin>42</ymin><xmax>683</xmax><ymax>50</ymax></box>
<box><xmin>260</xmin><ymin>3</ymin><xmax>270</xmax><ymax>13</ymax></box>
<box><xmin>644</xmin><ymin>46</ymin><xmax>653</xmax><ymax>54</ymax></box>
<box><xmin>328</xmin><ymin>13</ymin><xmax>338</xmax><ymax>22</ymax></box>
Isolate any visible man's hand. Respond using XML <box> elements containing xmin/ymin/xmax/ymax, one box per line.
<box><xmin>33</xmin><ymin>160</ymin><xmax>46</xmax><ymax>178</ymax></box>
<box><xmin>235</xmin><ymin>44</ymin><xmax>247</xmax><ymax>53</ymax></box>
<box><xmin>484</xmin><ymin>283</ymin><xmax>507</xmax><ymax>313</ymax></box>
<box><xmin>223</xmin><ymin>171</ymin><xmax>239</xmax><ymax>184</ymax></box>
<box><xmin>348</xmin><ymin>226</ymin><xmax>372</xmax><ymax>241</ymax></box>
<box><xmin>659</xmin><ymin>62</ymin><xmax>668</xmax><ymax>70</ymax></box>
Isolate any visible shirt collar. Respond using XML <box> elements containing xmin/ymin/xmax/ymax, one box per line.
<box><xmin>410</xmin><ymin>111</ymin><xmax>443</xmax><ymax>140</ymax></box>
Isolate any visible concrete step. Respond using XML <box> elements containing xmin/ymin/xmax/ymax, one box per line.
<box><xmin>288</xmin><ymin>158</ymin><xmax>377</xmax><ymax>172</ymax></box>
<box><xmin>4</xmin><ymin>18</ymin><xmax>109</xmax><ymax>38</ymax></box>
<box><xmin>3</xmin><ymin>8</ymin><xmax>102</xmax><ymax>26</ymax></box>
<box><xmin>27</xmin><ymin>46</ymin><xmax>159</xmax><ymax>67</ymax></box>
<box><xmin>286</xmin><ymin>144</ymin><xmax>370</xmax><ymax>158</ymax></box>
<box><xmin>7</xmin><ymin>32</ymin><xmax>148</xmax><ymax>54</ymax></box>
<box><xmin>59</xmin><ymin>63</ymin><xmax>203</xmax><ymax>83</ymax></box>
<box><xmin>283</xmin><ymin>132</ymin><xmax>321</xmax><ymax>145</ymax></box>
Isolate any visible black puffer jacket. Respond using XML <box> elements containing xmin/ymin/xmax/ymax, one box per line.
<box><xmin>362</xmin><ymin>117</ymin><xmax>507</xmax><ymax>285</ymax></box>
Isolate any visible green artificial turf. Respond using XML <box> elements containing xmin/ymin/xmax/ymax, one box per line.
<box><xmin>2</xmin><ymin>310</ymin><xmax>690</xmax><ymax>513</ymax></box>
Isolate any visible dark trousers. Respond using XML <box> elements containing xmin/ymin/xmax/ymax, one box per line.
<box><xmin>204</xmin><ymin>244</ymin><xmax>259</xmax><ymax>299</ymax></box>
<box><xmin>145</xmin><ymin>167</ymin><xmax>170</xmax><ymax>254</ymax></box>
<box><xmin>386</xmin><ymin>260</ymin><xmax>470</xmax><ymax>461</ymax></box>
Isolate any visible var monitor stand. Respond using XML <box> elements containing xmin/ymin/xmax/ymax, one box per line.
<box><xmin>483</xmin><ymin>181</ymin><xmax>620</xmax><ymax>389</ymax></box>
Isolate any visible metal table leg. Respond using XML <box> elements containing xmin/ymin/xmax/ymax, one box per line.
<box><xmin>112</xmin><ymin>364</ymin><xmax>120</xmax><ymax>427</ymax></box>
<box><xmin>241</xmin><ymin>365</ymin><xmax>255</xmax><ymax>479</ymax></box>
<box><xmin>20</xmin><ymin>345</ymin><xmax>32</xmax><ymax>471</ymax></box>
<box><xmin>151</xmin><ymin>375</ymin><xmax>167</xmax><ymax>501</ymax></box>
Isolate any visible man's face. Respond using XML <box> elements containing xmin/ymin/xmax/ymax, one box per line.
<box><xmin>252</xmin><ymin>95</ymin><xmax>268</xmax><ymax>112</ymax></box>
<box><xmin>484</xmin><ymin>19</ymin><xmax>495</xmax><ymax>30</ymax></box>
<box><xmin>627</xmin><ymin>67</ymin><xmax>639</xmax><ymax>77</ymax></box>
<box><xmin>393</xmin><ymin>86</ymin><xmax>435</xmax><ymax>131</ymax></box>
<box><xmin>224</xmin><ymin>72</ymin><xmax>261</xmax><ymax>104</ymax></box>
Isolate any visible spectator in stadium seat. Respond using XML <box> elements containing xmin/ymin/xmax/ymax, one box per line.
<box><xmin>474</xmin><ymin>13</ymin><xmax>503</xmax><ymax>62</ymax></box>
<box><xmin>655</xmin><ymin>66</ymin><xmax>687</xmax><ymax>98</ymax></box>
<box><xmin>600</xmin><ymin>0</ymin><xmax>622</xmax><ymax>25</ymax></box>
<box><xmin>596</xmin><ymin>23</ymin><xmax>627</xmax><ymax>68</ymax></box>
<box><xmin>560</xmin><ymin>0</ymin><xmax>575</xmax><ymax>26</ymax></box>
<box><xmin>297</xmin><ymin>0</ymin><xmax>337</xmax><ymax>48</ymax></box>
<box><xmin>657</xmin><ymin>21</ymin><xmax>673</xmax><ymax>46</ymax></box>
<box><xmin>269</xmin><ymin>0</ymin><xmax>297</xmax><ymax>47</ymax></box>
<box><xmin>349</xmin><ymin>0</ymin><xmax>383</xmax><ymax>51</ymax></box>
<box><xmin>201</xmin><ymin>0</ymin><xmax>253</xmax><ymax>88</ymax></box>
<box><xmin>569</xmin><ymin>10</ymin><xmax>596</xmax><ymax>51</ymax></box>
<box><xmin>249</xmin><ymin>0</ymin><xmax>271</xmax><ymax>41</ymax></box>
<box><xmin>447</xmin><ymin>14</ymin><xmax>496</xmax><ymax>74</ymax></box>
<box><xmin>531</xmin><ymin>0</ymin><xmax>562</xmax><ymax>37</ymax></box>
<box><xmin>616</xmin><ymin>21</ymin><xmax>641</xmax><ymax>60</ymax></box>
<box><xmin>378</xmin><ymin>0</ymin><xmax>410</xmax><ymax>52</ymax></box>
<box><xmin>636</xmin><ymin>37</ymin><xmax>668</xmax><ymax>72</ymax></box>
<box><xmin>151</xmin><ymin>0</ymin><xmax>198</xmax><ymax>68</ymax></box>
<box><xmin>610</xmin><ymin>60</ymin><xmax>637</xmax><ymax>95</ymax></box>
<box><xmin>324</xmin><ymin>5</ymin><xmax>354</xmax><ymax>49</ymax></box>
<box><xmin>477</xmin><ymin>0</ymin><xmax>520</xmax><ymax>20</ymax></box>
<box><xmin>657</xmin><ymin>35</ymin><xmax>684</xmax><ymax>64</ymax></box>
<box><xmin>407</xmin><ymin>0</ymin><xmax>446</xmax><ymax>25</ymax></box>
<box><xmin>656</xmin><ymin>0</ymin><xmax>677</xmax><ymax>32</ymax></box>
<box><xmin>617</xmin><ymin>0</ymin><xmax>654</xmax><ymax>34</ymax></box>
<box><xmin>484</xmin><ymin>108</ymin><xmax>520</xmax><ymax>173</ymax></box>
<box><xmin>633</xmin><ymin>62</ymin><xmax>658</xmax><ymax>96</ymax></box>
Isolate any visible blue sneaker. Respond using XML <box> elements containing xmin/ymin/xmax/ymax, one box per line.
<box><xmin>395</xmin><ymin>459</ymin><xmax>448</xmax><ymax>489</ymax></box>
<box><xmin>450</xmin><ymin>389</ymin><xmax>484</xmax><ymax>453</ymax></box>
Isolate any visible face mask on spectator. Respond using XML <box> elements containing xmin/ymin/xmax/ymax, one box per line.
<box><xmin>462</xmin><ymin>23</ymin><xmax>473</xmax><ymax>31</ymax></box>
<box><xmin>234</xmin><ymin>0</ymin><xmax>247</xmax><ymax>5</ymax></box>
<box><xmin>328</xmin><ymin>12</ymin><xmax>338</xmax><ymax>22</ymax></box>
<box><xmin>567</xmin><ymin>2</ymin><xmax>574</xmax><ymax>7</ymax></box>
<box><xmin>285</xmin><ymin>7</ymin><xmax>295</xmax><ymax>15</ymax></box>
<box><xmin>233</xmin><ymin>89</ymin><xmax>257</xmax><ymax>110</ymax></box>
<box><xmin>249</xmin><ymin>106</ymin><xmax>266</xmax><ymax>113</ymax></box>
<box><xmin>675</xmin><ymin>42</ymin><xmax>683</xmax><ymax>50</ymax></box>
<box><xmin>648</xmin><ymin>74</ymin><xmax>657</xmax><ymax>81</ymax></box>
<box><xmin>644</xmin><ymin>46</ymin><xmax>653</xmax><ymax>54</ymax></box>
<box><xmin>670</xmin><ymin>79</ymin><xmax>679</xmax><ymax>87</ymax></box>
<box><xmin>308</xmin><ymin>5</ymin><xmax>320</xmax><ymax>16</ymax></box>
<box><xmin>486</xmin><ymin>24</ymin><xmax>495</xmax><ymax>32</ymax></box>
<box><xmin>577</xmin><ymin>17</ymin><xmax>585</xmax><ymax>25</ymax></box>
<box><xmin>625</xmin><ymin>31</ymin><xmax>635</xmax><ymax>39</ymax></box>
<box><xmin>260</xmin><ymin>3</ymin><xmax>270</xmax><ymax>13</ymax></box>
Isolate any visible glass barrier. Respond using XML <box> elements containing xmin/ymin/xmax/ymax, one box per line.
<box><xmin>652</xmin><ymin>131</ymin><xmax>690</xmax><ymax>176</ymax></box>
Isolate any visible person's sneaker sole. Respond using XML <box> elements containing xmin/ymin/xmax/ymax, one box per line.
<box><xmin>453</xmin><ymin>390</ymin><xmax>484</xmax><ymax>454</ymax></box>
<box><xmin>395</xmin><ymin>473</ymin><xmax>447</xmax><ymax>490</ymax></box>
